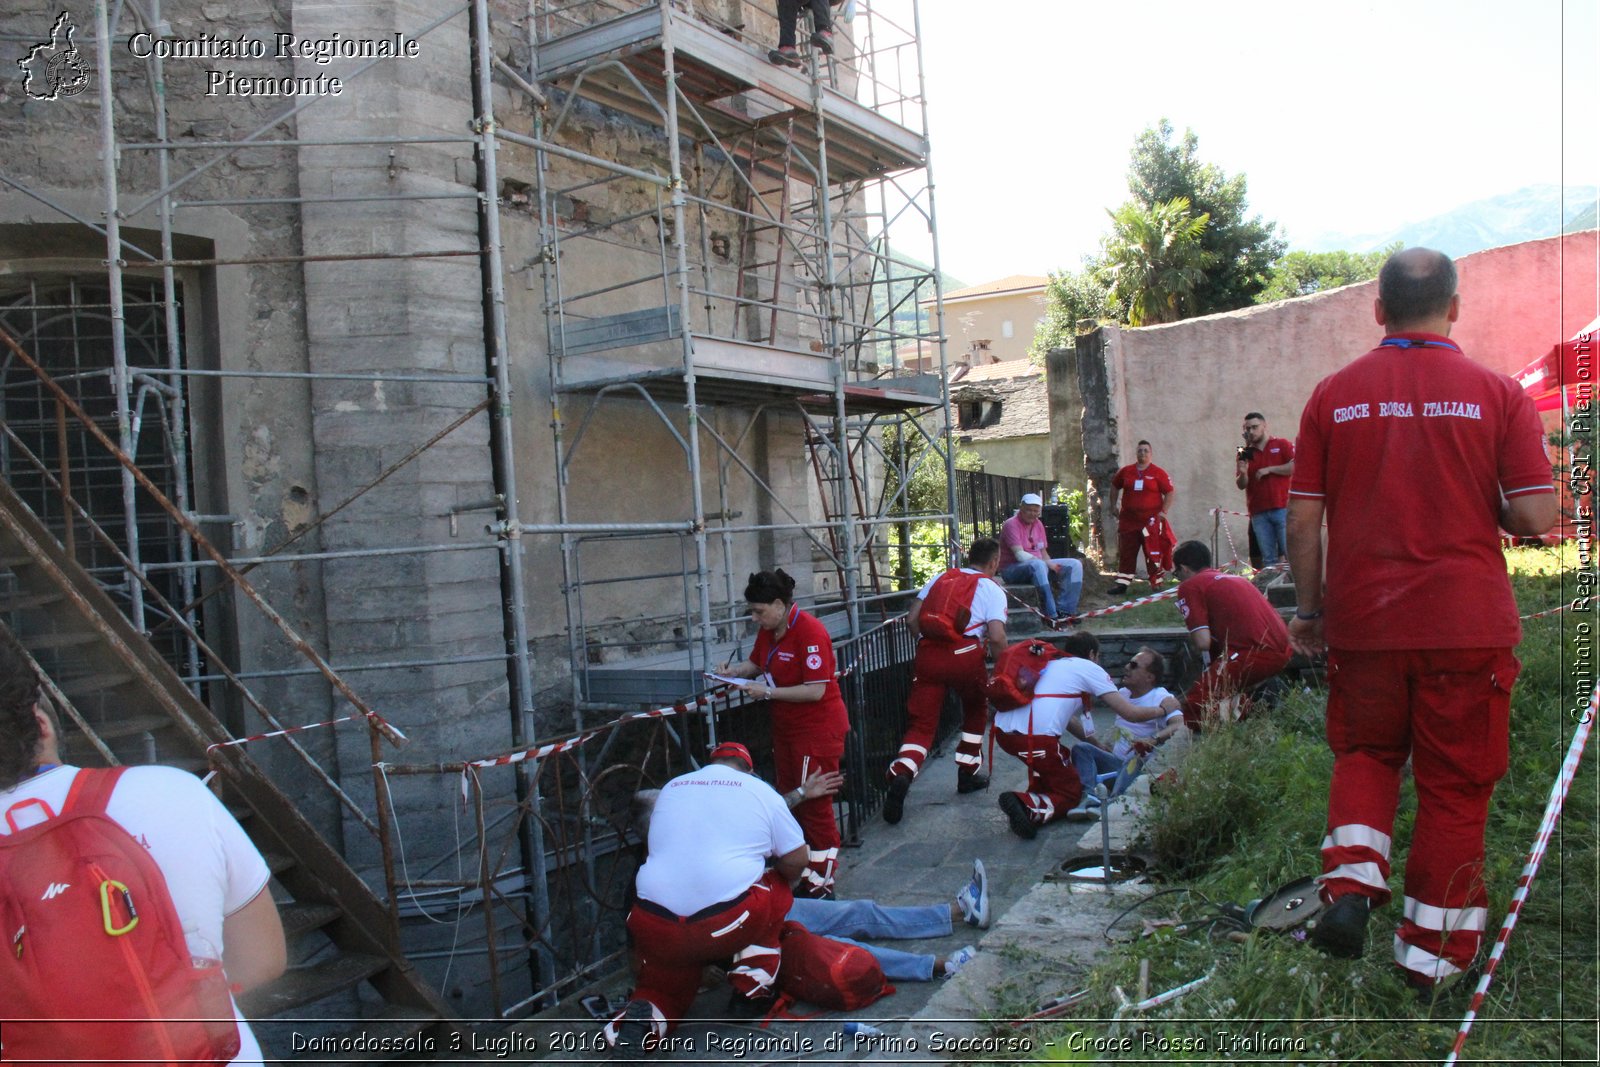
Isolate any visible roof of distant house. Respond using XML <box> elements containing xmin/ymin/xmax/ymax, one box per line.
<box><xmin>950</xmin><ymin>361</ymin><xmax>1048</xmax><ymax>442</ymax></box>
<box><xmin>954</xmin><ymin>357</ymin><xmax>1039</xmax><ymax>383</ymax></box>
<box><xmin>926</xmin><ymin>274</ymin><xmax>1049</xmax><ymax>305</ymax></box>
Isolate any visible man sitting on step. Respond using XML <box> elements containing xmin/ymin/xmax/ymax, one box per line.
<box><xmin>1065</xmin><ymin>645</ymin><xmax>1187</xmax><ymax>820</ymax></box>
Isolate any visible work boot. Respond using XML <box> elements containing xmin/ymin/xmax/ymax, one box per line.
<box><xmin>605</xmin><ymin>999</ymin><xmax>658</xmax><ymax>1060</ymax></box>
<box><xmin>810</xmin><ymin>28</ymin><xmax>834</xmax><ymax>54</ymax></box>
<box><xmin>956</xmin><ymin>771</ymin><xmax>990</xmax><ymax>794</ymax></box>
<box><xmin>998</xmin><ymin>792</ymin><xmax>1038</xmax><ymax>840</ymax></box>
<box><xmin>882</xmin><ymin>772</ymin><xmax>911</xmax><ymax>825</ymax></box>
<box><xmin>1309</xmin><ymin>893</ymin><xmax>1371</xmax><ymax>959</ymax></box>
<box><xmin>768</xmin><ymin>45</ymin><xmax>802</xmax><ymax>67</ymax></box>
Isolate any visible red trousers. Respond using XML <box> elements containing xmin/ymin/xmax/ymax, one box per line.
<box><xmin>993</xmin><ymin>729</ymin><xmax>1082</xmax><ymax>824</ymax></box>
<box><xmin>890</xmin><ymin>638</ymin><xmax>987</xmax><ymax>782</ymax></box>
<box><xmin>1182</xmin><ymin>645</ymin><xmax>1291</xmax><ymax>730</ymax></box>
<box><xmin>1115</xmin><ymin>520</ymin><xmax>1162</xmax><ymax>585</ymax></box>
<box><xmin>1319</xmin><ymin>647</ymin><xmax>1518</xmax><ymax>983</ymax></box>
<box><xmin>774</xmin><ymin>732</ymin><xmax>844</xmax><ymax>898</ymax></box>
<box><xmin>617</xmin><ymin>870</ymin><xmax>793</xmax><ymax>1041</ymax></box>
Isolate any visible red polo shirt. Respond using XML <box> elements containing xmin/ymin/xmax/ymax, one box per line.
<box><xmin>1290</xmin><ymin>332</ymin><xmax>1553</xmax><ymax>650</ymax></box>
<box><xmin>1111</xmin><ymin>463</ymin><xmax>1173</xmax><ymax>531</ymax></box>
<box><xmin>1243</xmin><ymin>436</ymin><xmax>1295</xmax><ymax>514</ymax></box>
<box><xmin>1175</xmin><ymin>568</ymin><xmax>1289</xmax><ymax>656</ymax></box>
<box><xmin>749</xmin><ymin>606</ymin><xmax>850</xmax><ymax>740</ymax></box>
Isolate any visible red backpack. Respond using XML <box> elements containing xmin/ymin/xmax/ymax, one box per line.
<box><xmin>986</xmin><ymin>639</ymin><xmax>1068</xmax><ymax>711</ymax></box>
<box><xmin>775</xmin><ymin>921</ymin><xmax>895</xmax><ymax>1011</ymax></box>
<box><xmin>918</xmin><ymin>569</ymin><xmax>983</xmax><ymax>643</ymax></box>
<box><xmin>0</xmin><ymin>767</ymin><xmax>242</xmax><ymax>1067</ymax></box>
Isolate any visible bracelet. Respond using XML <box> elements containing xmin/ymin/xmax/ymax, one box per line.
<box><xmin>1294</xmin><ymin>609</ymin><xmax>1323</xmax><ymax>621</ymax></box>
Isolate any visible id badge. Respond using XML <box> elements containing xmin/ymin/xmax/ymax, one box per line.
<box><xmin>762</xmin><ymin>671</ymin><xmax>776</xmax><ymax>688</ymax></box>
<box><xmin>1133</xmin><ymin>478</ymin><xmax>1145</xmax><ymax>491</ymax></box>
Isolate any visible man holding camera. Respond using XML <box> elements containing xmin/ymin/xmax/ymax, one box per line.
<box><xmin>1235</xmin><ymin>412</ymin><xmax>1295</xmax><ymax>567</ymax></box>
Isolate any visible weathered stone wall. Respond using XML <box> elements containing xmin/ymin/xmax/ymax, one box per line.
<box><xmin>1081</xmin><ymin>231</ymin><xmax>1599</xmax><ymax>551</ymax></box>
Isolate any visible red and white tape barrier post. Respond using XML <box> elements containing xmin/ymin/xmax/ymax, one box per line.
<box><xmin>1443</xmin><ymin>682</ymin><xmax>1597</xmax><ymax>1065</ymax></box>
<box><xmin>206</xmin><ymin>714</ymin><xmax>363</xmax><ymax>759</ymax></box>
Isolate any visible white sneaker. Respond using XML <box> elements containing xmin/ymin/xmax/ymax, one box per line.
<box><xmin>1064</xmin><ymin>802</ymin><xmax>1099</xmax><ymax>822</ymax></box>
<box><xmin>956</xmin><ymin>858</ymin><xmax>990</xmax><ymax>929</ymax></box>
<box><xmin>941</xmin><ymin>944</ymin><xmax>977</xmax><ymax>978</ymax></box>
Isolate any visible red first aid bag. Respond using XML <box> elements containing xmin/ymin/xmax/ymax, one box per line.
<box><xmin>986</xmin><ymin>639</ymin><xmax>1068</xmax><ymax>711</ymax></box>
<box><xmin>0</xmin><ymin>767</ymin><xmax>242</xmax><ymax>1067</ymax></box>
<box><xmin>775</xmin><ymin>921</ymin><xmax>894</xmax><ymax>1011</ymax></box>
<box><xmin>918</xmin><ymin>569</ymin><xmax>982</xmax><ymax>643</ymax></box>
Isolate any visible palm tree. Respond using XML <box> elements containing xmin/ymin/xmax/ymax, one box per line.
<box><xmin>1101</xmin><ymin>197</ymin><xmax>1215</xmax><ymax>326</ymax></box>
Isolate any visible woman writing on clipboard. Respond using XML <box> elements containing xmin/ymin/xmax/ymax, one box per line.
<box><xmin>717</xmin><ymin>569</ymin><xmax>848</xmax><ymax>899</ymax></box>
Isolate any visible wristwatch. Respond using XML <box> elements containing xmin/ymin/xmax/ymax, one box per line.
<box><xmin>1294</xmin><ymin>609</ymin><xmax>1323</xmax><ymax>621</ymax></box>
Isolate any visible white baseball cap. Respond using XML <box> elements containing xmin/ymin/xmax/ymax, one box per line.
<box><xmin>1020</xmin><ymin>493</ymin><xmax>1043</xmax><ymax>506</ymax></box>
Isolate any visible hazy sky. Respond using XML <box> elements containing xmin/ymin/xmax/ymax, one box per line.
<box><xmin>875</xmin><ymin>0</ymin><xmax>1599</xmax><ymax>284</ymax></box>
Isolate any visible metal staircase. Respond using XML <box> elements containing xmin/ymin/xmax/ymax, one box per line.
<box><xmin>0</xmin><ymin>450</ymin><xmax>456</xmax><ymax>1060</ymax></box>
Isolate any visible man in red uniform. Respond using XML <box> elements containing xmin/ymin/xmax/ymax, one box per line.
<box><xmin>1171</xmin><ymin>540</ymin><xmax>1291</xmax><ymax>730</ymax></box>
<box><xmin>883</xmin><ymin>538</ymin><xmax>1009</xmax><ymax>826</ymax></box>
<box><xmin>1106</xmin><ymin>439</ymin><xmax>1175</xmax><ymax>594</ymax></box>
<box><xmin>605</xmin><ymin>742</ymin><xmax>806</xmax><ymax>1055</ymax></box>
<box><xmin>1235</xmin><ymin>411</ymin><xmax>1295</xmax><ymax>566</ymax></box>
<box><xmin>1287</xmin><ymin>247</ymin><xmax>1555</xmax><ymax>994</ymax></box>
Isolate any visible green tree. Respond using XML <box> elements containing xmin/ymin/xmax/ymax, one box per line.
<box><xmin>1029</xmin><ymin>261</ymin><xmax>1112</xmax><ymax>356</ymax></box>
<box><xmin>1125</xmin><ymin>119</ymin><xmax>1284</xmax><ymax>314</ymax></box>
<box><xmin>1255</xmin><ymin>244</ymin><xmax>1398</xmax><ymax>303</ymax></box>
<box><xmin>1101</xmin><ymin>196</ymin><xmax>1215</xmax><ymax>326</ymax></box>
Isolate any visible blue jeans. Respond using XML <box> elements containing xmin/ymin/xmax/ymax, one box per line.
<box><xmin>999</xmin><ymin>557</ymin><xmax>1083</xmax><ymax>617</ymax></box>
<box><xmin>785</xmin><ymin>897</ymin><xmax>952</xmax><ymax>982</ymax></box>
<box><xmin>1250</xmin><ymin>508</ymin><xmax>1288</xmax><ymax>566</ymax></box>
<box><xmin>1070</xmin><ymin>742</ymin><xmax>1143</xmax><ymax>800</ymax></box>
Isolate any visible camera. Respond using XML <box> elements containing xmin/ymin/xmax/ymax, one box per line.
<box><xmin>1236</xmin><ymin>445</ymin><xmax>1258</xmax><ymax>462</ymax></box>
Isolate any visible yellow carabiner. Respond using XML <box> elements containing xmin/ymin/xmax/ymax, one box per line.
<box><xmin>100</xmin><ymin>879</ymin><xmax>139</xmax><ymax>936</ymax></box>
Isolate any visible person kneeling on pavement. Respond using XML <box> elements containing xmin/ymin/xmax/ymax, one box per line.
<box><xmin>605</xmin><ymin>742</ymin><xmax>803</xmax><ymax>1055</ymax></box>
<box><xmin>991</xmin><ymin>631</ymin><xmax>1150</xmax><ymax>839</ymax></box>
<box><xmin>1065</xmin><ymin>645</ymin><xmax>1187</xmax><ymax>820</ymax></box>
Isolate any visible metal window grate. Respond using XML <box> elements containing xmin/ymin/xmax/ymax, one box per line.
<box><xmin>0</xmin><ymin>275</ymin><xmax>198</xmax><ymax>672</ymax></box>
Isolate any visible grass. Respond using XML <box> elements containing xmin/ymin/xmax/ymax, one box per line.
<box><xmin>1028</xmin><ymin>546</ymin><xmax>1598</xmax><ymax>1063</ymax></box>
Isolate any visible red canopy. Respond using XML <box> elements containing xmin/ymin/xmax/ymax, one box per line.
<box><xmin>1516</xmin><ymin>317</ymin><xmax>1599</xmax><ymax>412</ymax></box>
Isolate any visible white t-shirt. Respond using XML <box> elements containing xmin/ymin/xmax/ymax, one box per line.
<box><xmin>916</xmin><ymin>568</ymin><xmax>1008</xmax><ymax>637</ymax></box>
<box><xmin>993</xmin><ymin>657</ymin><xmax>1117</xmax><ymax>737</ymax></box>
<box><xmin>1112</xmin><ymin>686</ymin><xmax>1184</xmax><ymax>759</ymax></box>
<box><xmin>635</xmin><ymin>764</ymin><xmax>805</xmax><ymax>916</ymax></box>
<box><xmin>0</xmin><ymin>765</ymin><xmax>273</xmax><ymax>1066</ymax></box>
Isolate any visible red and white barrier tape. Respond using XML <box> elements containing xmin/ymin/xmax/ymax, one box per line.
<box><xmin>1519</xmin><ymin>603</ymin><xmax>1573</xmax><ymax>622</ymax></box>
<box><xmin>1069</xmin><ymin>585</ymin><xmax>1180</xmax><ymax>623</ymax></box>
<box><xmin>456</xmin><ymin>685</ymin><xmax>735</xmax><ymax>800</ymax></box>
<box><xmin>1444</xmin><ymin>682</ymin><xmax>1596</xmax><ymax>1065</ymax></box>
<box><xmin>206</xmin><ymin>713</ymin><xmax>363</xmax><ymax>757</ymax></box>
<box><xmin>1209</xmin><ymin>507</ymin><xmax>1251</xmax><ymax>519</ymax></box>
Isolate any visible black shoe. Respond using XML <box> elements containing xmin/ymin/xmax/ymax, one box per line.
<box><xmin>726</xmin><ymin>990</ymin><xmax>776</xmax><ymax>1020</ymax></box>
<box><xmin>1106</xmin><ymin>583</ymin><xmax>1128</xmax><ymax>596</ymax></box>
<box><xmin>768</xmin><ymin>46</ymin><xmax>803</xmax><ymax>67</ymax></box>
<box><xmin>1309</xmin><ymin>893</ymin><xmax>1371</xmax><ymax>959</ymax></box>
<box><xmin>810</xmin><ymin>28</ymin><xmax>834</xmax><ymax>54</ymax></box>
<box><xmin>882</xmin><ymin>773</ymin><xmax>911</xmax><ymax>825</ymax></box>
<box><xmin>957</xmin><ymin>772</ymin><xmax>990</xmax><ymax>794</ymax></box>
<box><xmin>998</xmin><ymin>791</ymin><xmax>1038</xmax><ymax>840</ymax></box>
<box><xmin>1408</xmin><ymin>965</ymin><xmax>1482</xmax><ymax>1008</ymax></box>
<box><xmin>606</xmin><ymin>999</ymin><xmax>657</xmax><ymax>1060</ymax></box>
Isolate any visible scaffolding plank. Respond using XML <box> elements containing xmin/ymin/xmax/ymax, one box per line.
<box><xmin>560</xmin><ymin>305</ymin><xmax>681</xmax><ymax>356</ymax></box>
<box><xmin>536</xmin><ymin>6</ymin><xmax>926</xmax><ymax>182</ymax></box>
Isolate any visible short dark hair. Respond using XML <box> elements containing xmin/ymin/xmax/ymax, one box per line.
<box><xmin>1</xmin><ymin>629</ymin><xmax>44</xmax><ymax>792</ymax></box>
<box><xmin>1062</xmin><ymin>630</ymin><xmax>1100</xmax><ymax>659</ymax></box>
<box><xmin>966</xmin><ymin>538</ymin><xmax>1000</xmax><ymax>568</ymax></box>
<box><xmin>1172</xmin><ymin>540</ymin><xmax>1211</xmax><ymax>572</ymax></box>
<box><xmin>1134</xmin><ymin>644</ymin><xmax>1166</xmax><ymax>685</ymax></box>
<box><xmin>744</xmin><ymin>568</ymin><xmax>797</xmax><ymax>606</ymax></box>
<box><xmin>1137</xmin><ymin>439</ymin><xmax>1152</xmax><ymax>450</ymax></box>
<box><xmin>1243</xmin><ymin>411</ymin><xmax>1264</xmax><ymax>423</ymax></box>
<box><xmin>1378</xmin><ymin>248</ymin><xmax>1457</xmax><ymax>328</ymax></box>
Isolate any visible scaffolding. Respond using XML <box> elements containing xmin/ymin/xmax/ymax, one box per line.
<box><xmin>0</xmin><ymin>0</ymin><xmax>953</xmax><ymax>1017</ymax></box>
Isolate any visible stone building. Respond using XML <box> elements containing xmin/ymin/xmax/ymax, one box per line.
<box><xmin>0</xmin><ymin>0</ymin><xmax>949</xmax><ymax>1034</ymax></box>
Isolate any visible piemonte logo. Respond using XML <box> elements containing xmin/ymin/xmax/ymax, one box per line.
<box><xmin>19</xmin><ymin>11</ymin><xmax>92</xmax><ymax>101</ymax></box>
